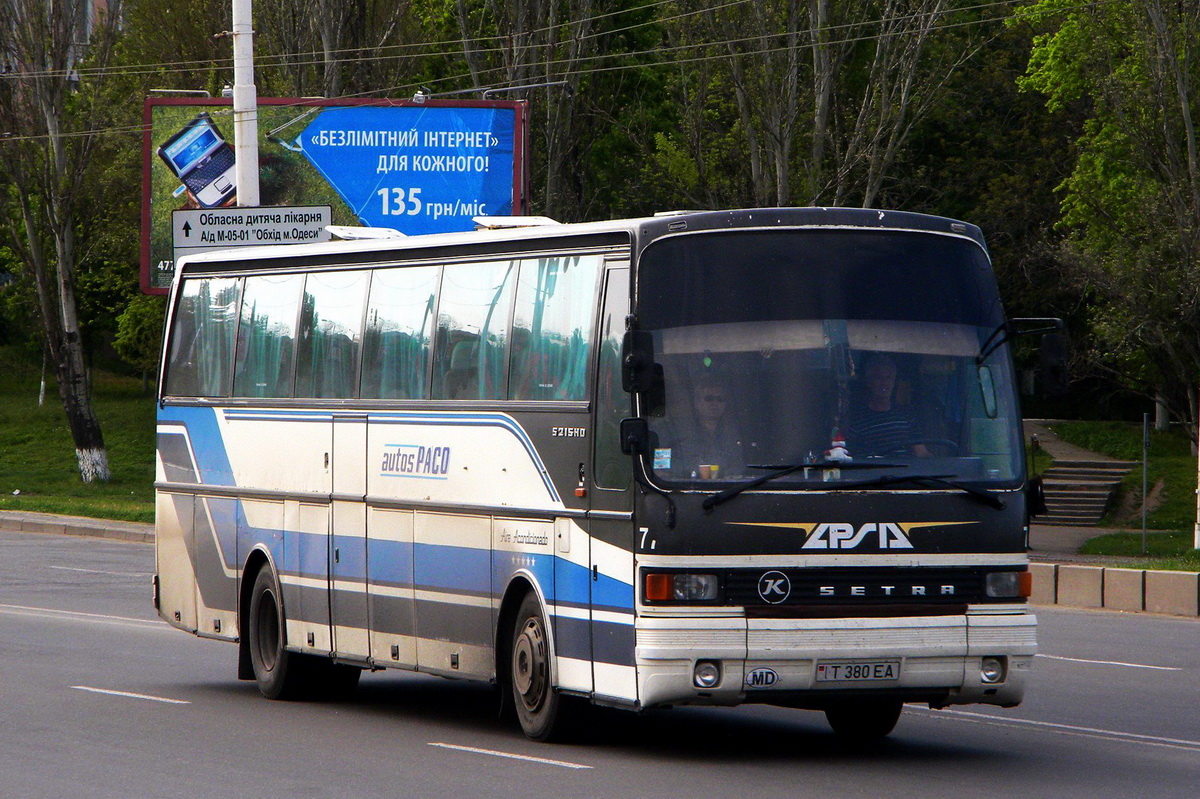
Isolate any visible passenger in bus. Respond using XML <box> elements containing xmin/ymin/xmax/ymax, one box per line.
<box><xmin>671</xmin><ymin>378</ymin><xmax>745</xmax><ymax>478</ymax></box>
<box><xmin>845</xmin><ymin>354</ymin><xmax>930</xmax><ymax>457</ymax></box>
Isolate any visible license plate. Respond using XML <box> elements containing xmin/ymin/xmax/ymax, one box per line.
<box><xmin>815</xmin><ymin>660</ymin><xmax>901</xmax><ymax>682</ymax></box>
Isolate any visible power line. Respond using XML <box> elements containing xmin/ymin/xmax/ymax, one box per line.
<box><xmin>1</xmin><ymin>0</ymin><xmax>1040</xmax><ymax>84</ymax></box>
<box><xmin>0</xmin><ymin>1</ymin><xmax>1088</xmax><ymax>145</ymax></box>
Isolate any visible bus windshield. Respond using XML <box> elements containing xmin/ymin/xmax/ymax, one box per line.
<box><xmin>638</xmin><ymin>228</ymin><xmax>1023</xmax><ymax>489</ymax></box>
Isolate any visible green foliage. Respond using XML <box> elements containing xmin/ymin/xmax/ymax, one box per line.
<box><xmin>1015</xmin><ymin>0</ymin><xmax>1200</xmax><ymax>430</ymax></box>
<box><xmin>1052</xmin><ymin>420</ymin><xmax>1198</xmax><ymax>532</ymax></box>
<box><xmin>114</xmin><ymin>295</ymin><xmax>167</xmax><ymax>377</ymax></box>
<box><xmin>0</xmin><ymin>347</ymin><xmax>155</xmax><ymax>521</ymax></box>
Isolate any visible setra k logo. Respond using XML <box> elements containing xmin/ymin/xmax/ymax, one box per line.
<box><xmin>757</xmin><ymin>570</ymin><xmax>791</xmax><ymax>604</ymax></box>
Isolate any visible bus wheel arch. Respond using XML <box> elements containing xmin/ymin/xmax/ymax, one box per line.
<box><xmin>244</xmin><ymin>555</ymin><xmax>308</xmax><ymax>700</ymax></box>
<box><xmin>237</xmin><ymin>549</ymin><xmax>273</xmax><ymax>681</ymax></box>
<box><xmin>509</xmin><ymin>590</ymin><xmax>564</xmax><ymax>740</ymax></box>
<box><xmin>497</xmin><ymin>579</ymin><xmax>577</xmax><ymax>741</ymax></box>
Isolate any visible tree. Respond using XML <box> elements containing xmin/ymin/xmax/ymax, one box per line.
<box><xmin>649</xmin><ymin>0</ymin><xmax>980</xmax><ymax>210</ymax></box>
<box><xmin>1016</xmin><ymin>0</ymin><xmax>1200</xmax><ymax>437</ymax></box>
<box><xmin>115</xmin><ymin>294</ymin><xmax>167</xmax><ymax>392</ymax></box>
<box><xmin>0</xmin><ymin>0</ymin><xmax>124</xmax><ymax>481</ymax></box>
<box><xmin>454</xmin><ymin>0</ymin><xmax>602</xmax><ymax>219</ymax></box>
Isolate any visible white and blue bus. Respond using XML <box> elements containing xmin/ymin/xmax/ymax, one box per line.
<box><xmin>155</xmin><ymin>208</ymin><xmax>1047</xmax><ymax>741</ymax></box>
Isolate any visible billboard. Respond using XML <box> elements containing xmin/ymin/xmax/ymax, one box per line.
<box><xmin>142</xmin><ymin>97</ymin><xmax>527</xmax><ymax>294</ymax></box>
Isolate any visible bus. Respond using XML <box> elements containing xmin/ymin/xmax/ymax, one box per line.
<box><xmin>154</xmin><ymin>207</ymin><xmax>1047</xmax><ymax>741</ymax></box>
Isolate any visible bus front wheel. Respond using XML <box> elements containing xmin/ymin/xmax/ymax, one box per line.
<box><xmin>510</xmin><ymin>592</ymin><xmax>566</xmax><ymax>741</ymax></box>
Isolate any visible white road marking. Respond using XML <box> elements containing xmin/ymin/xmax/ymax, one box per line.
<box><xmin>1036</xmin><ymin>653</ymin><xmax>1181</xmax><ymax>671</ymax></box>
<box><xmin>0</xmin><ymin>603</ymin><xmax>165</xmax><ymax>631</ymax></box>
<box><xmin>909</xmin><ymin>707</ymin><xmax>1200</xmax><ymax>752</ymax></box>
<box><xmin>428</xmin><ymin>742</ymin><xmax>592</xmax><ymax>770</ymax></box>
<box><xmin>72</xmin><ymin>686</ymin><xmax>190</xmax><ymax>705</ymax></box>
<box><xmin>48</xmin><ymin>566</ymin><xmax>151</xmax><ymax>577</ymax></box>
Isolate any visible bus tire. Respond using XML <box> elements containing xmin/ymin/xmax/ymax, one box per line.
<box><xmin>824</xmin><ymin>698</ymin><xmax>903</xmax><ymax>740</ymax></box>
<box><xmin>248</xmin><ymin>566</ymin><xmax>308</xmax><ymax>700</ymax></box>
<box><xmin>510</xmin><ymin>592</ymin><xmax>566</xmax><ymax>741</ymax></box>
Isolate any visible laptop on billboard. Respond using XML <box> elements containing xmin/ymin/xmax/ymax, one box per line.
<box><xmin>157</xmin><ymin>112</ymin><xmax>237</xmax><ymax>208</ymax></box>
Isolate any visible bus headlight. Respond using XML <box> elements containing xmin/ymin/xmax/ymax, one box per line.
<box><xmin>644</xmin><ymin>572</ymin><xmax>720</xmax><ymax>602</ymax></box>
<box><xmin>985</xmin><ymin>570</ymin><xmax>1031</xmax><ymax>599</ymax></box>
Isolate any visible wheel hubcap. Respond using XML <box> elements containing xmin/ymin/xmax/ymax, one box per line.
<box><xmin>513</xmin><ymin>617</ymin><xmax>547</xmax><ymax>710</ymax></box>
<box><xmin>256</xmin><ymin>589</ymin><xmax>280</xmax><ymax>671</ymax></box>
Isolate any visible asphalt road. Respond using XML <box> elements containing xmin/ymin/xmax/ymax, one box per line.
<box><xmin>2</xmin><ymin>530</ymin><xmax>1198</xmax><ymax>798</ymax></box>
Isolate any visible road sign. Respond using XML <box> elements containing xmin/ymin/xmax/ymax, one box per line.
<box><xmin>172</xmin><ymin>205</ymin><xmax>332</xmax><ymax>265</ymax></box>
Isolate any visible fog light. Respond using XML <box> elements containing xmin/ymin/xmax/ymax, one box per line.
<box><xmin>693</xmin><ymin>660</ymin><xmax>721</xmax><ymax>689</ymax></box>
<box><xmin>980</xmin><ymin>657</ymin><xmax>1006</xmax><ymax>684</ymax></box>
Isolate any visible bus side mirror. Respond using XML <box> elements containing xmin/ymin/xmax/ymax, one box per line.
<box><xmin>1026</xmin><ymin>476</ymin><xmax>1048</xmax><ymax>517</ymax></box>
<box><xmin>621</xmin><ymin>330</ymin><xmax>666</xmax><ymax>414</ymax></box>
<box><xmin>621</xmin><ymin>330</ymin><xmax>655</xmax><ymax>393</ymax></box>
<box><xmin>1038</xmin><ymin>331</ymin><xmax>1069</xmax><ymax>397</ymax></box>
<box><xmin>620</xmin><ymin>417</ymin><xmax>651</xmax><ymax>455</ymax></box>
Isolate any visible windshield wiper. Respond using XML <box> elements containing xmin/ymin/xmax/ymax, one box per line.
<box><xmin>702</xmin><ymin>461</ymin><xmax>907</xmax><ymax>511</ymax></box>
<box><xmin>823</xmin><ymin>473</ymin><xmax>1006</xmax><ymax>510</ymax></box>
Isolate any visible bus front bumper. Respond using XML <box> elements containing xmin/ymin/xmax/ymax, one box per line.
<box><xmin>634</xmin><ymin>609</ymin><xmax>1035</xmax><ymax>710</ymax></box>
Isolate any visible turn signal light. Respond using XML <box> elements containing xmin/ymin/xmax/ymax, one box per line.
<box><xmin>985</xmin><ymin>570</ymin><xmax>1032</xmax><ymax>599</ymax></box>
<box><xmin>645</xmin><ymin>573</ymin><xmax>674</xmax><ymax>601</ymax></box>
<box><xmin>644</xmin><ymin>572</ymin><xmax>720</xmax><ymax>602</ymax></box>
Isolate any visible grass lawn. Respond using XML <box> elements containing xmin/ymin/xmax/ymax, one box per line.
<box><xmin>1079</xmin><ymin>531</ymin><xmax>1200</xmax><ymax>571</ymax></box>
<box><xmin>1052</xmin><ymin>420</ymin><xmax>1200</xmax><ymax>570</ymax></box>
<box><xmin>0</xmin><ymin>347</ymin><xmax>156</xmax><ymax>522</ymax></box>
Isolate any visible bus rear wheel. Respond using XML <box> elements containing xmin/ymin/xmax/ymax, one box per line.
<box><xmin>510</xmin><ymin>592</ymin><xmax>567</xmax><ymax>741</ymax></box>
<box><xmin>824</xmin><ymin>698</ymin><xmax>903</xmax><ymax>740</ymax></box>
<box><xmin>248</xmin><ymin>566</ymin><xmax>307</xmax><ymax>700</ymax></box>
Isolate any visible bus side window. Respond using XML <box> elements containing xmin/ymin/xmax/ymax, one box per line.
<box><xmin>295</xmin><ymin>270</ymin><xmax>369</xmax><ymax>399</ymax></box>
<box><xmin>232</xmin><ymin>274</ymin><xmax>304</xmax><ymax>398</ymax></box>
<box><xmin>594</xmin><ymin>267</ymin><xmax>631</xmax><ymax>490</ymax></box>
<box><xmin>431</xmin><ymin>261</ymin><xmax>514</xmax><ymax>400</ymax></box>
<box><xmin>361</xmin><ymin>266</ymin><xmax>440</xmax><ymax>400</ymax></box>
<box><xmin>509</xmin><ymin>256</ymin><xmax>600</xmax><ymax>401</ymax></box>
<box><xmin>165</xmin><ymin>276</ymin><xmax>241</xmax><ymax>398</ymax></box>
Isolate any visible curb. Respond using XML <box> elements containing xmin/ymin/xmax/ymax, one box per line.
<box><xmin>1030</xmin><ymin>562</ymin><xmax>1200</xmax><ymax>618</ymax></box>
<box><xmin>0</xmin><ymin>510</ymin><xmax>153</xmax><ymax>544</ymax></box>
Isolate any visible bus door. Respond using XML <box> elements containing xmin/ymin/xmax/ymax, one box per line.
<box><xmin>587</xmin><ymin>265</ymin><xmax>638</xmax><ymax>702</ymax></box>
<box><xmin>330</xmin><ymin>413</ymin><xmax>370</xmax><ymax>661</ymax></box>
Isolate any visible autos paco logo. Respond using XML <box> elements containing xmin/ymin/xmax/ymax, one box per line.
<box><xmin>757</xmin><ymin>570</ymin><xmax>791</xmax><ymax>604</ymax></box>
<box><xmin>801</xmin><ymin>522</ymin><xmax>914</xmax><ymax>550</ymax></box>
<box><xmin>380</xmin><ymin>444</ymin><xmax>451</xmax><ymax>479</ymax></box>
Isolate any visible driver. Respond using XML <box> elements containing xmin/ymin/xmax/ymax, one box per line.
<box><xmin>672</xmin><ymin>377</ymin><xmax>745</xmax><ymax>476</ymax></box>
<box><xmin>846</xmin><ymin>354</ymin><xmax>930</xmax><ymax>457</ymax></box>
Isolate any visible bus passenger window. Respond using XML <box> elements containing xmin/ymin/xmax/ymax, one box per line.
<box><xmin>361</xmin><ymin>266</ymin><xmax>439</xmax><ymax>400</ymax></box>
<box><xmin>431</xmin><ymin>261</ymin><xmax>514</xmax><ymax>400</ymax></box>
<box><xmin>233</xmin><ymin>274</ymin><xmax>304</xmax><ymax>398</ymax></box>
<box><xmin>510</xmin><ymin>256</ymin><xmax>600</xmax><ymax>401</ymax></box>
<box><xmin>295</xmin><ymin>271</ymin><xmax>369</xmax><ymax>399</ymax></box>
<box><xmin>165</xmin><ymin>277</ymin><xmax>241</xmax><ymax>398</ymax></box>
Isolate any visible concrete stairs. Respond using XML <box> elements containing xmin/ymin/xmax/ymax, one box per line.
<box><xmin>1038</xmin><ymin>459</ymin><xmax>1137</xmax><ymax>526</ymax></box>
